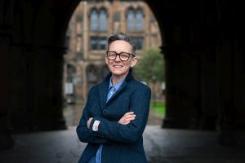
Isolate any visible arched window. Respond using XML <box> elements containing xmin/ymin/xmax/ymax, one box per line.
<box><xmin>135</xmin><ymin>9</ymin><xmax>144</xmax><ymax>31</ymax></box>
<box><xmin>65</xmin><ymin>64</ymin><xmax>76</xmax><ymax>96</ymax></box>
<box><xmin>99</xmin><ymin>9</ymin><xmax>108</xmax><ymax>32</ymax></box>
<box><xmin>131</xmin><ymin>36</ymin><xmax>144</xmax><ymax>50</ymax></box>
<box><xmin>66</xmin><ymin>64</ymin><xmax>76</xmax><ymax>83</ymax></box>
<box><xmin>127</xmin><ymin>9</ymin><xmax>135</xmax><ymax>32</ymax></box>
<box><xmin>86</xmin><ymin>64</ymin><xmax>99</xmax><ymax>90</ymax></box>
<box><xmin>90</xmin><ymin>9</ymin><xmax>98</xmax><ymax>32</ymax></box>
<box><xmin>90</xmin><ymin>36</ymin><xmax>107</xmax><ymax>50</ymax></box>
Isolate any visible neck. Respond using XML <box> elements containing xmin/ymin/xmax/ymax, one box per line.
<box><xmin>111</xmin><ymin>72</ymin><xmax>128</xmax><ymax>85</ymax></box>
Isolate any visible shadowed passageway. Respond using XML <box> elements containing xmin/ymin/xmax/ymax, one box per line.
<box><xmin>1</xmin><ymin>126</ymin><xmax>245</xmax><ymax>163</ymax></box>
<box><xmin>1</xmin><ymin>0</ymin><xmax>245</xmax><ymax>162</ymax></box>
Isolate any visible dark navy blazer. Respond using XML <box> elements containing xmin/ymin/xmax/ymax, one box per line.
<box><xmin>76</xmin><ymin>71</ymin><xmax>151</xmax><ymax>163</ymax></box>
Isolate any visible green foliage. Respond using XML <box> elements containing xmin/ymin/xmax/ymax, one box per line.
<box><xmin>151</xmin><ymin>100</ymin><xmax>166</xmax><ymax>118</ymax></box>
<box><xmin>134</xmin><ymin>48</ymin><xmax>164</xmax><ymax>83</ymax></box>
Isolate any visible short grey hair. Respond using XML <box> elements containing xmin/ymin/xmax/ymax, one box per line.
<box><xmin>107</xmin><ymin>33</ymin><xmax>136</xmax><ymax>54</ymax></box>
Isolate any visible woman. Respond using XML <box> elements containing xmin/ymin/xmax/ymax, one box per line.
<box><xmin>76</xmin><ymin>33</ymin><xmax>151</xmax><ymax>163</ymax></box>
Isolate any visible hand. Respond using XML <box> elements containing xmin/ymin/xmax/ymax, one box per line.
<box><xmin>87</xmin><ymin>117</ymin><xmax>93</xmax><ymax>129</ymax></box>
<box><xmin>118</xmin><ymin>112</ymin><xmax>136</xmax><ymax>125</ymax></box>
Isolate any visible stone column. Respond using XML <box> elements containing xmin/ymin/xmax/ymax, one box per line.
<box><xmin>0</xmin><ymin>35</ymin><xmax>14</xmax><ymax>150</ymax></box>
<box><xmin>198</xmin><ymin>48</ymin><xmax>218</xmax><ymax>130</ymax></box>
<box><xmin>32</xmin><ymin>46</ymin><xmax>67</xmax><ymax>130</ymax></box>
<box><xmin>216</xmin><ymin>38</ymin><xmax>236</xmax><ymax>146</ymax></box>
<box><xmin>161</xmin><ymin>46</ymin><xmax>193</xmax><ymax>128</ymax></box>
<box><xmin>82</xmin><ymin>1</ymin><xmax>88</xmax><ymax>60</ymax></box>
<box><xmin>161</xmin><ymin>26</ymin><xmax>201</xmax><ymax>129</ymax></box>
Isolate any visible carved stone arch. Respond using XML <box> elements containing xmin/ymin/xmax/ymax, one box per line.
<box><xmin>88</xmin><ymin>7</ymin><xmax>98</xmax><ymax>15</ymax></box>
<box><xmin>125</xmin><ymin>6</ymin><xmax>136</xmax><ymax>32</ymax></box>
<box><xmin>99</xmin><ymin>6</ymin><xmax>109</xmax><ymax>15</ymax></box>
<box><xmin>0</xmin><ymin>0</ymin><xmax>168</xmax><ymax>150</ymax></box>
<box><xmin>124</xmin><ymin>6</ymin><xmax>135</xmax><ymax>18</ymax></box>
<box><xmin>135</xmin><ymin>6</ymin><xmax>145</xmax><ymax>18</ymax></box>
<box><xmin>3</xmin><ymin>0</ymin><xmax>245</xmax><ymax>152</ymax></box>
<box><xmin>88</xmin><ymin>7</ymin><xmax>100</xmax><ymax>21</ymax></box>
<box><xmin>98</xmin><ymin>7</ymin><xmax>109</xmax><ymax>32</ymax></box>
<box><xmin>88</xmin><ymin>6</ymin><xmax>99</xmax><ymax>23</ymax></box>
<box><xmin>89</xmin><ymin>7</ymin><xmax>99</xmax><ymax>32</ymax></box>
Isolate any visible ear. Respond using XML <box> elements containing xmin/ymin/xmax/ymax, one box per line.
<box><xmin>130</xmin><ymin>57</ymin><xmax>138</xmax><ymax>67</ymax></box>
<box><xmin>105</xmin><ymin>56</ymin><xmax>109</xmax><ymax>65</ymax></box>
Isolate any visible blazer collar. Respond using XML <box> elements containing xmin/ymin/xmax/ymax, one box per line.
<box><xmin>105</xmin><ymin>69</ymin><xmax>134</xmax><ymax>83</ymax></box>
<box><xmin>99</xmin><ymin>70</ymin><xmax>134</xmax><ymax>107</ymax></box>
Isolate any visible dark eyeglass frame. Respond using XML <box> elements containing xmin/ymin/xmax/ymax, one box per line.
<box><xmin>106</xmin><ymin>51</ymin><xmax>135</xmax><ymax>61</ymax></box>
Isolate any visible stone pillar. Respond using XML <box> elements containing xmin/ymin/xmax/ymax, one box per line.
<box><xmin>32</xmin><ymin>47</ymin><xmax>67</xmax><ymax>130</ymax></box>
<box><xmin>82</xmin><ymin>1</ymin><xmax>88</xmax><ymax>60</ymax></box>
<box><xmin>198</xmin><ymin>48</ymin><xmax>218</xmax><ymax>130</ymax></box>
<box><xmin>0</xmin><ymin>0</ymin><xmax>15</xmax><ymax>150</ymax></box>
<box><xmin>216</xmin><ymin>39</ymin><xmax>236</xmax><ymax>146</ymax></box>
<box><xmin>82</xmin><ymin>62</ymin><xmax>88</xmax><ymax>101</ymax></box>
<box><xmin>161</xmin><ymin>24</ymin><xmax>202</xmax><ymax>129</ymax></box>
<box><xmin>0</xmin><ymin>35</ymin><xmax>14</xmax><ymax>150</ymax></box>
<box><xmin>162</xmin><ymin>47</ymin><xmax>201</xmax><ymax>128</ymax></box>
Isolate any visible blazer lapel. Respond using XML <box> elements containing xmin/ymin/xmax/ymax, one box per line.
<box><xmin>98</xmin><ymin>75</ymin><xmax>110</xmax><ymax>109</ymax></box>
<box><xmin>105</xmin><ymin>81</ymin><xmax>127</xmax><ymax>105</ymax></box>
<box><xmin>98</xmin><ymin>70</ymin><xmax>134</xmax><ymax>108</ymax></box>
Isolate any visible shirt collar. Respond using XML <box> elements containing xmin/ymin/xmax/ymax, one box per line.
<box><xmin>109</xmin><ymin>77</ymin><xmax>125</xmax><ymax>91</ymax></box>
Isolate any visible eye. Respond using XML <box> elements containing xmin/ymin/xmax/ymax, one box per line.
<box><xmin>107</xmin><ymin>51</ymin><xmax>116</xmax><ymax>56</ymax></box>
<box><xmin>120</xmin><ymin>53</ymin><xmax>130</xmax><ymax>58</ymax></box>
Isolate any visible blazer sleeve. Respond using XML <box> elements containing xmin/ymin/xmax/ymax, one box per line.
<box><xmin>92</xmin><ymin>85</ymin><xmax>151</xmax><ymax>144</ymax></box>
<box><xmin>76</xmin><ymin>87</ymin><xmax>108</xmax><ymax>144</ymax></box>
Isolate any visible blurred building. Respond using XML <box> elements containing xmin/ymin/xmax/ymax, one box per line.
<box><xmin>63</xmin><ymin>0</ymin><xmax>162</xmax><ymax>103</ymax></box>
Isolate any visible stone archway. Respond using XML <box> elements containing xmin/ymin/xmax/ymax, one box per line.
<box><xmin>2</xmin><ymin>0</ymin><xmax>245</xmax><ymax>150</ymax></box>
<box><xmin>64</xmin><ymin>0</ymin><xmax>164</xmax><ymax>115</ymax></box>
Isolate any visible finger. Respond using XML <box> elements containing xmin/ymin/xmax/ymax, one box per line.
<box><xmin>122</xmin><ymin>120</ymin><xmax>130</xmax><ymax>125</ymax></box>
<box><xmin>87</xmin><ymin>117</ymin><xmax>93</xmax><ymax>126</ymax></box>
<box><xmin>119</xmin><ymin>120</ymin><xmax>129</xmax><ymax>125</ymax></box>
<box><xmin>123</xmin><ymin>118</ymin><xmax>133</xmax><ymax>122</ymax></box>
<box><xmin>119</xmin><ymin>114</ymin><xmax>136</xmax><ymax>123</ymax></box>
<box><xmin>119</xmin><ymin>118</ymin><xmax>134</xmax><ymax>125</ymax></box>
<box><xmin>124</xmin><ymin>114</ymin><xmax>136</xmax><ymax>119</ymax></box>
<box><xmin>125</xmin><ymin>119</ymin><xmax>134</xmax><ymax>123</ymax></box>
<box><xmin>120</xmin><ymin>122</ymin><xmax>129</xmax><ymax>125</ymax></box>
<box><xmin>125</xmin><ymin>117</ymin><xmax>135</xmax><ymax>121</ymax></box>
<box><xmin>121</xmin><ymin>117</ymin><xmax>135</xmax><ymax>124</ymax></box>
<box><xmin>125</xmin><ymin>115</ymin><xmax>136</xmax><ymax>119</ymax></box>
<box><xmin>122</xmin><ymin>114</ymin><xmax>136</xmax><ymax>119</ymax></box>
<box><xmin>124</xmin><ymin>112</ymin><xmax>134</xmax><ymax>116</ymax></box>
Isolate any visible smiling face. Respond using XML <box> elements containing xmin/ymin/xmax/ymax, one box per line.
<box><xmin>105</xmin><ymin>40</ymin><xmax>137</xmax><ymax>83</ymax></box>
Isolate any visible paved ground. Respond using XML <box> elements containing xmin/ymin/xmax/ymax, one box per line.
<box><xmin>1</xmin><ymin>103</ymin><xmax>245</xmax><ymax>163</ymax></box>
<box><xmin>1</xmin><ymin>125</ymin><xmax>245</xmax><ymax>163</ymax></box>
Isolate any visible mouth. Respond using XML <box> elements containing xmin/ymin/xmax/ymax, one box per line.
<box><xmin>112</xmin><ymin>65</ymin><xmax>123</xmax><ymax>68</ymax></box>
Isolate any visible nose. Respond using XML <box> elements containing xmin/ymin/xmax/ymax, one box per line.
<box><xmin>115</xmin><ymin>54</ymin><xmax>121</xmax><ymax>61</ymax></box>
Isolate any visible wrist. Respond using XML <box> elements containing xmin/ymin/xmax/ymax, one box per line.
<box><xmin>92</xmin><ymin>120</ymin><xmax>100</xmax><ymax>132</ymax></box>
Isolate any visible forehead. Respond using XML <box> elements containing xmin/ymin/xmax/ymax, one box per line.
<box><xmin>108</xmin><ymin>40</ymin><xmax>133</xmax><ymax>52</ymax></box>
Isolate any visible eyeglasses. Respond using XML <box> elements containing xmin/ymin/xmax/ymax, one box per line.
<box><xmin>106</xmin><ymin>51</ymin><xmax>135</xmax><ymax>61</ymax></box>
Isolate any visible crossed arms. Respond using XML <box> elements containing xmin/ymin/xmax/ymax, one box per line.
<box><xmin>76</xmin><ymin>86</ymin><xmax>151</xmax><ymax>144</ymax></box>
